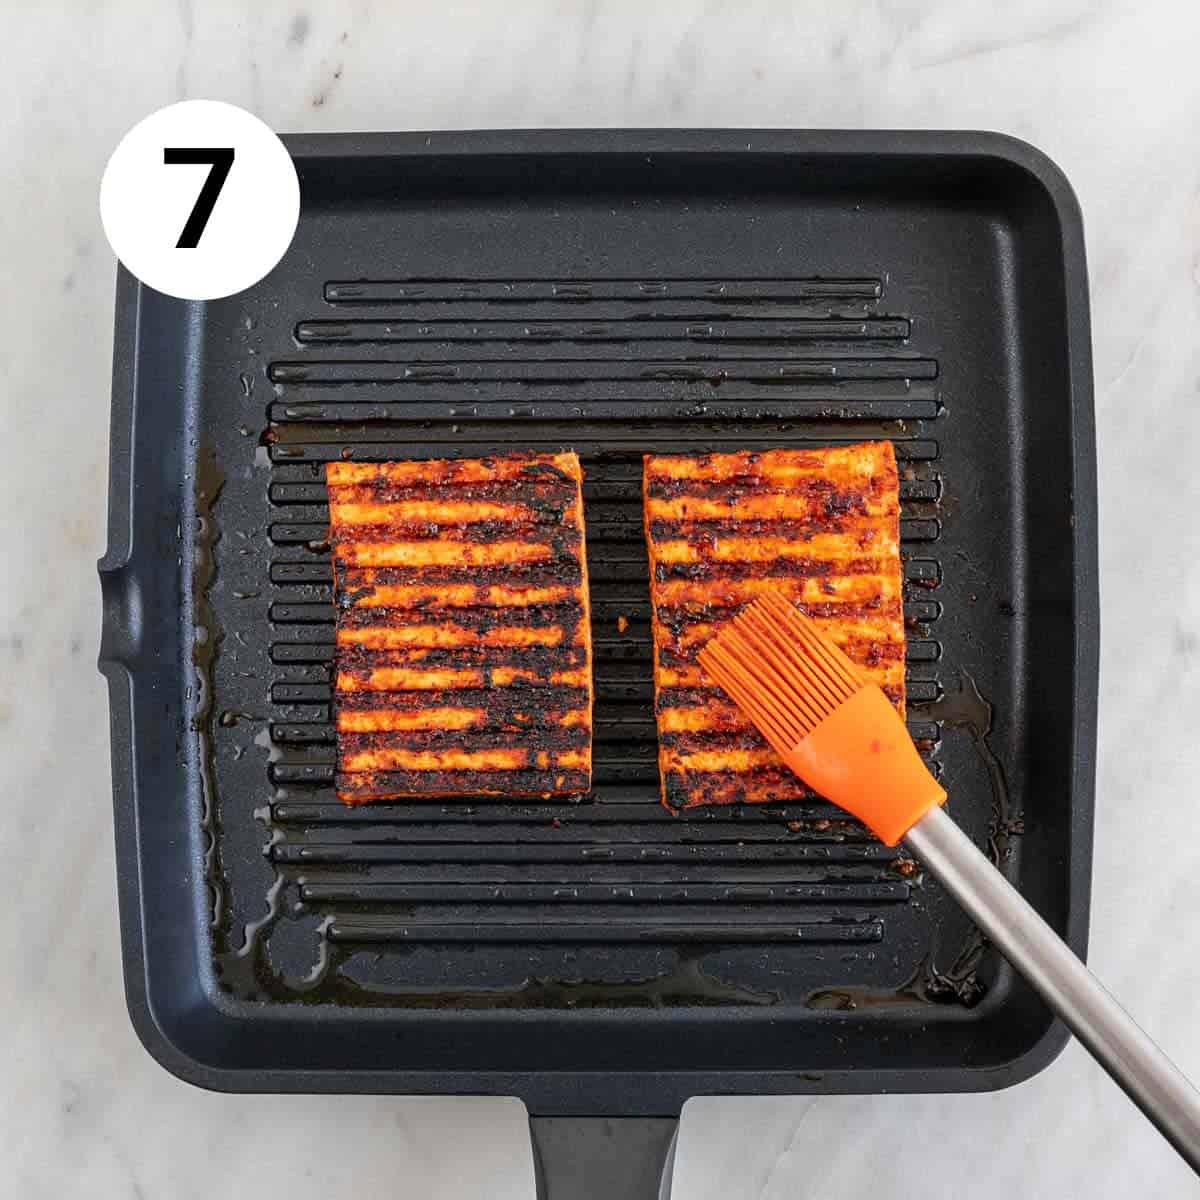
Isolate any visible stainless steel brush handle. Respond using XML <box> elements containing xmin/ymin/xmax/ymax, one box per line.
<box><xmin>905</xmin><ymin>805</ymin><xmax>1200</xmax><ymax>1173</ymax></box>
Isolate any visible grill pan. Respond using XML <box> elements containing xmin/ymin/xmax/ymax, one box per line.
<box><xmin>99</xmin><ymin>131</ymin><xmax>1097</xmax><ymax>1136</ymax></box>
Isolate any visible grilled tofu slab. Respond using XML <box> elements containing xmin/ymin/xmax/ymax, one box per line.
<box><xmin>643</xmin><ymin>443</ymin><xmax>906</xmax><ymax>810</ymax></box>
<box><xmin>327</xmin><ymin>453</ymin><xmax>593</xmax><ymax>803</ymax></box>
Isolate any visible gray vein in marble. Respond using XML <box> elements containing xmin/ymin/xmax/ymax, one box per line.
<box><xmin>752</xmin><ymin>1104</ymin><xmax>816</xmax><ymax>1200</ymax></box>
<box><xmin>288</xmin><ymin>12</ymin><xmax>310</xmax><ymax>47</ymax></box>
<box><xmin>915</xmin><ymin>4</ymin><xmax>1103</xmax><ymax>69</ymax></box>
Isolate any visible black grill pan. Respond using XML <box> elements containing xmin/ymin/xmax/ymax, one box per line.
<box><xmin>99</xmin><ymin>131</ymin><xmax>1097</xmax><ymax>1125</ymax></box>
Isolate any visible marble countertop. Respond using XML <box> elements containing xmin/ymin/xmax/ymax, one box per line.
<box><xmin>5</xmin><ymin>2</ymin><xmax>1200</xmax><ymax>1196</ymax></box>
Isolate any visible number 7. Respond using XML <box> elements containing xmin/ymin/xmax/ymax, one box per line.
<box><xmin>164</xmin><ymin>148</ymin><xmax>235</xmax><ymax>248</ymax></box>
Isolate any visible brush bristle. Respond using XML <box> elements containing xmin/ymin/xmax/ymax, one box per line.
<box><xmin>697</xmin><ymin>591</ymin><xmax>866</xmax><ymax>754</ymax></box>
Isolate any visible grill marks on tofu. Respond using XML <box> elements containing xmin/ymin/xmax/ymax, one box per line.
<box><xmin>643</xmin><ymin>443</ymin><xmax>907</xmax><ymax>811</ymax></box>
<box><xmin>327</xmin><ymin>453</ymin><xmax>593</xmax><ymax>803</ymax></box>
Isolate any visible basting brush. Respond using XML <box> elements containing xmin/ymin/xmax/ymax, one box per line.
<box><xmin>699</xmin><ymin>590</ymin><xmax>1200</xmax><ymax>1173</ymax></box>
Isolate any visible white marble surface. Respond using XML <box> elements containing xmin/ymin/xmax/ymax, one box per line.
<box><xmin>4</xmin><ymin>1</ymin><xmax>1200</xmax><ymax>1196</ymax></box>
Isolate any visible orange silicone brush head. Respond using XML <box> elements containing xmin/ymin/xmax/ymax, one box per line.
<box><xmin>698</xmin><ymin>591</ymin><xmax>946</xmax><ymax>845</ymax></box>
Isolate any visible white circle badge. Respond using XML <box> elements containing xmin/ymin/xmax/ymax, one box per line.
<box><xmin>100</xmin><ymin>100</ymin><xmax>300</xmax><ymax>300</ymax></box>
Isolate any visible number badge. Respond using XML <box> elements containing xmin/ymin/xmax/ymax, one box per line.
<box><xmin>100</xmin><ymin>101</ymin><xmax>300</xmax><ymax>300</ymax></box>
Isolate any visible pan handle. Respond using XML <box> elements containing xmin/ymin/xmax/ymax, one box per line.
<box><xmin>529</xmin><ymin>1116</ymin><xmax>679</xmax><ymax>1200</ymax></box>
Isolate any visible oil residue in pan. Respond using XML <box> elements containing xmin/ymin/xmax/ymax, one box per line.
<box><xmin>940</xmin><ymin>671</ymin><xmax>1023</xmax><ymax>864</ymax></box>
<box><xmin>189</xmin><ymin>445</ymin><xmax>312</xmax><ymax>1003</ymax></box>
<box><xmin>806</xmin><ymin>671</ymin><xmax>1015</xmax><ymax>1011</ymax></box>
<box><xmin>206</xmin><ymin>268</ymin><xmax>956</xmax><ymax>1011</ymax></box>
<box><xmin>197</xmin><ymin>437</ymin><xmax>793</xmax><ymax>1010</ymax></box>
<box><xmin>208</xmin><ymin>860</ymin><xmax>793</xmax><ymax>1010</ymax></box>
<box><xmin>191</xmin><ymin>446</ymin><xmax>227</xmax><ymax>934</ymax></box>
<box><xmin>283</xmin><ymin>947</ymin><xmax>779</xmax><ymax>1010</ymax></box>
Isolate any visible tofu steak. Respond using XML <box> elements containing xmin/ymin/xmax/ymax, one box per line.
<box><xmin>327</xmin><ymin>453</ymin><xmax>593</xmax><ymax>803</ymax></box>
<box><xmin>643</xmin><ymin>443</ymin><xmax>906</xmax><ymax>810</ymax></box>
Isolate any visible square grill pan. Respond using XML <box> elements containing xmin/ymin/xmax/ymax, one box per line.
<box><xmin>99</xmin><ymin>130</ymin><xmax>1097</xmax><ymax>1113</ymax></box>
